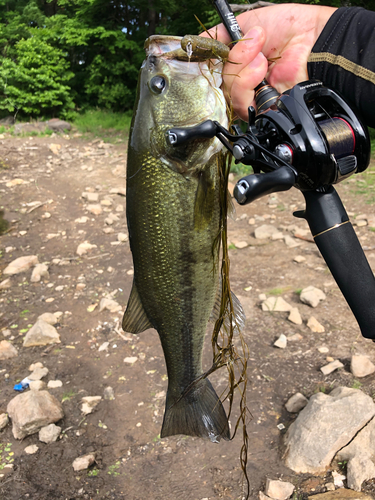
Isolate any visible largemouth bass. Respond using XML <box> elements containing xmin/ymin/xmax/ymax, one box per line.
<box><xmin>123</xmin><ymin>35</ymin><xmax>232</xmax><ymax>442</ymax></box>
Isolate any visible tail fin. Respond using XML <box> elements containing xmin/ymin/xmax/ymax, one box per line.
<box><xmin>160</xmin><ymin>378</ymin><xmax>230</xmax><ymax>442</ymax></box>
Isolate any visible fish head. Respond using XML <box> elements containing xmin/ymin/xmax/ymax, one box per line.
<box><xmin>130</xmin><ymin>35</ymin><xmax>228</xmax><ymax>175</ymax></box>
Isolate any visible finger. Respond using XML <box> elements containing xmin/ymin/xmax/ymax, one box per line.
<box><xmin>222</xmin><ymin>27</ymin><xmax>266</xmax><ymax>95</ymax></box>
<box><xmin>229</xmin><ymin>52</ymin><xmax>268</xmax><ymax>121</ymax></box>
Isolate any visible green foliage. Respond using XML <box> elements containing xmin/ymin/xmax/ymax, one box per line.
<box><xmin>0</xmin><ymin>36</ymin><xmax>75</xmax><ymax>118</ymax></box>
<box><xmin>0</xmin><ymin>442</ymin><xmax>14</xmax><ymax>470</ymax></box>
<box><xmin>1</xmin><ymin>0</ymin><xmax>374</xmax><ymax>119</ymax></box>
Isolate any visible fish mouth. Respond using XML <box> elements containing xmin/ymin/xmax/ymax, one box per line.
<box><xmin>145</xmin><ymin>35</ymin><xmax>182</xmax><ymax>57</ymax></box>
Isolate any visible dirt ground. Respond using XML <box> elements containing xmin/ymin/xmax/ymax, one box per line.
<box><xmin>1</xmin><ymin>129</ymin><xmax>375</xmax><ymax>500</ymax></box>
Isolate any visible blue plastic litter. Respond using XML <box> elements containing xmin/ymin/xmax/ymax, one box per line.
<box><xmin>13</xmin><ymin>377</ymin><xmax>31</xmax><ymax>391</ymax></box>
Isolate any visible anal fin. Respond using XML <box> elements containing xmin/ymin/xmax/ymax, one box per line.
<box><xmin>210</xmin><ymin>279</ymin><xmax>246</xmax><ymax>333</ymax></box>
<box><xmin>122</xmin><ymin>281</ymin><xmax>153</xmax><ymax>334</ymax></box>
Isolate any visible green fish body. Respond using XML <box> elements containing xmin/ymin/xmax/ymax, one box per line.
<box><xmin>123</xmin><ymin>35</ymin><xmax>230</xmax><ymax>442</ymax></box>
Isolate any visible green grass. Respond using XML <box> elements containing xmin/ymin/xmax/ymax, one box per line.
<box><xmin>230</xmin><ymin>158</ymin><xmax>253</xmax><ymax>177</ymax></box>
<box><xmin>352</xmin><ymin>379</ymin><xmax>362</xmax><ymax>389</ymax></box>
<box><xmin>369</xmin><ymin>127</ymin><xmax>375</xmax><ymax>155</ymax></box>
<box><xmin>268</xmin><ymin>286</ymin><xmax>291</xmax><ymax>296</ymax></box>
<box><xmin>73</xmin><ymin>109</ymin><xmax>132</xmax><ymax>140</ymax></box>
<box><xmin>352</xmin><ymin>164</ymin><xmax>375</xmax><ymax>204</ymax></box>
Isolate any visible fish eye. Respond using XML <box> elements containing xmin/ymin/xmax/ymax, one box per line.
<box><xmin>149</xmin><ymin>75</ymin><xmax>166</xmax><ymax>94</ymax></box>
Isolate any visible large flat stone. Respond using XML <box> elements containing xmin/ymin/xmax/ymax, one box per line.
<box><xmin>284</xmin><ymin>387</ymin><xmax>375</xmax><ymax>473</ymax></box>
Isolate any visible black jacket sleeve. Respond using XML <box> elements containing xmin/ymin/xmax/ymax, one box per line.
<box><xmin>307</xmin><ymin>7</ymin><xmax>375</xmax><ymax>128</ymax></box>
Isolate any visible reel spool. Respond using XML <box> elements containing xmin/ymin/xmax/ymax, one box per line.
<box><xmin>318</xmin><ymin>117</ymin><xmax>355</xmax><ymax>159</ymax></box>
<box><xmin>250</xmin><ymin>80</ymin><xmax>370</xmax><ymax>191</ymax></box>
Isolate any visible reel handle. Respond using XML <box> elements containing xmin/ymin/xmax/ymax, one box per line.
<box><xmin>233</xmin><ymin>167</ymin><xmax>296</xmax><ymax>204</ymax></box>
<box><xmin>295</xmin><ymin>187</ymin><xmax>375</xmax><ymax>339</ymax></box>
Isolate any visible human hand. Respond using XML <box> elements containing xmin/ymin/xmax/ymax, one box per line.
<box><xmin>202</xmin><ymin>4</ymin><xmax>336</xmax><ymax>120</ymax></box>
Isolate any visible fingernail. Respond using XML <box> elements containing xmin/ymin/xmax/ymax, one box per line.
<box><xmin>243</xmin><ymin>27</ymin><xmax>261</xmax><ymax>46</ymax></box>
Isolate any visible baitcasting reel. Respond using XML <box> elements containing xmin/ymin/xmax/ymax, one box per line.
<box><xmin>166</xmin><ymin>79</ymin><xmax>375</xmax><ymax>340</ymax></box>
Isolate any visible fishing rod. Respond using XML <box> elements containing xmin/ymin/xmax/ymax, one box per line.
<box><xmin>166</xmin><ymin>1</ymin><xmax>375</xmax><ymax>340</ymax></box>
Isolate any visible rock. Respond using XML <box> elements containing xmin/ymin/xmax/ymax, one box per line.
<box><xmin>285</xmin><ymin>393</ymin><xmax>308</xmax><ymax>413</ymax></box>
<box><xmin>24</xmin><ymin>445</ymin><xmax>39</xmax><ymax>455</ymax></box>
<box><xmin>72</xmin><ymin>453</ymin><xmax>96</xmax><ymax>471</ymax></box>
<box><xmin>117</xmin><ymin>232</ymin><xmax>128</xmax><ymax>242</ymax></box>
<box><xmin>284</xmin><ymin>235</ymin><xmax>301</xmax><ymax>248</ymax></box>
<box><xmin>308</xmin><ymin>491</ymin><xmax>374</xmax><ymax>500</ymax></box>
<box><xmin>29</xmin><ymin>362</ymin><xmax>44</xmax><ymax>371</ymax></box>
<box><xmin>49</xmin><ymin>143</ymin><xmax>61</xmax><ymax>155</ymax></box>
<box><xmin>0</xmin><ymin>340</ymin><xmax>18</xmax><ymax>359</ymax></box>
<box><xmin>284</xmin><ymin>387</ymin><xmax>375</xmax><ymax>473</ymax></box>
<box><xmin>300</xmin><ymin>286</ymin><xmax>326</xmax><ymax>308</ymax></box>
<box><xmin>99</xmin><ymin>297</ymin><xmax>122</xmax><ymax>313</ymax></box>
<box><xmin>337</xmin><ymin>415</ymin><xmax>375</xmax><ymax>462</ymax></box>
<box><xmin>232</xmin><ymin>240</ymin><xmax>248</xmax><ymax>249</ymax></box>
<box><xmin>307</xmin><ymin>316</ymin><xmax>325</xmax><ymax>333</ymax></box>
<box><xmin>103</xmin><ymin>386</ymin><xmax>115</xmax><ymax>400</ymax></box>
<box><xmin>346</xmin><ymin>456</ymin><xmax>375</xmax><ymax>491</ymax></box>
<box><xmin>293</xmin><ymin>255</ymin><xmax>306</xmax><ymax>263</ymax></box>
<box><xmin>271</xmin><ymin>231</ymin><xmax>284</xmax><ymax>241</ymax></box>
<box><xmin>47</xmin><ymin>380</ymin><xmax>63</xmax><ymax>389</ymax></box>
<box><xmin>23</xmin><ymin>319</ymin><xmax>60</xmax><ymax>347</ymax></box>
<box><xmin>350</xmin><ymin>354</ymin><xmax>375</xmax><ymax>378</ymax></box>
<box><xmin>3</xmin><ymin>255</ymin><xmax>39</xmax><ymax>275</ymax></box>
<box><xmin>265</xmin><ymin>478</ymin><xmax>295</xmax><ymax>500</ymax></box>
<box><xmin>82</xmin><ymin>192</ymin><xmax>99</xmax><ymax>202</ymax></box>
<box><xmin>46</xmin><ymin>119</ymin><xmax>71</xmax><ymax>132</ymax></box>
<box><xmin>332</xmin><ymin>470</ymin><xmax>346</xmax><ymax>487</ymax></box>
<box><xmin>0</xmin><ymin>413</ymin><xmax>9</xmax><ymax>430</ymax></box>
<box><xmin>259</xmin><ymin>493</ymin><xmax>273</xmax><ymax>500</ymax></box>
<box><xmin>109</xmin><ymin>187</ymin><xmax>126</xmax><ymax>196</ymax></box>
<box><xmin>0</xmin><ymin>278</ymin><xmax>11</xmax><ymax>289</ymax></box>
<box><xmin>124</xmin><ymin>356</ymin><xmax>138</xmax><ymax>364</ymax></box>
<box><xmin>75</xmin><ymin>216</ymin><xmax>89</xmax><ymax>223</ymax></box>
<box><xmin>30</xmin><ymin>263</ymin><xmax>49</xmax><ymax>282</ymax></box>
<box><xmin>274</xmin><ymin>334</ymin><xmax>287</xmax><ymax>349</ymax></box>
<box><xmin>0</xmin><ymin>115</ymin><xmax>15</xmax><ymax>125</ymax></box>
<box><xmin>87</xmin><ymin>204</ymin><xmax>102</xmax><ymax>215</ymax></box>
<box><xmin>321</xmin><ymin>360</ymin><xmax>344</xmax><ymax>375</ymax></box>
<box><xmin>7</xmin><ymin>390</ymin><xmax>64</xmax><ymax>439</ymax></box>
<box><xmin>81</xmin><ymin>396</ymin><xmax>102</xmax><ymax>415</ymax></box>
<box><xmin>105</xmin><ymin>214</ymin><xmax>119</xmax><ymax>225</ymax></box>
<box><xmin>98</xmin><ymin>342</ymin><xmax>109</xmax><ymax>352</ymax></box>
<box><xmin>76</xmin><ymin>241</ymin><xmax>97</xmax><ymax>256</ymax></box>
<box><xmin>287</xmin><ymin>333</ymin><xmax>303</xmax><ymax>341</ymax></box>
<box><xmin>29</xmin><ymin>380</ymin><xmax>46</xmax><ymax>391</ymax></box>
<box><xmin>262</xmin><ymin>296</ymin><xmax>293</xmax><ymax>312</ymax></box>
<box><xmin>29</xmin><ymin>366</ymin><xmax>49</xmax><ymax>381</ymax></box>
<box><xmin>39</xmin><ymin>423</ymin><xmax>61</xmax><ymax>443</ymax></box>
<box><xmin>325</xmin><ymin>483</ymin><xmax>335</xmax><ymax>491</ymax></box>
<box><xmin>37</xmin><ymin>312</ymin><xmax>58</xmax><ymax>325</ymax></box>
<box><xmin>254</xmin><ymin>224</ymin><xmax>279</xmax><ymax>239</ymax></box>
<box><xmin>14</xmin><ymin>122</ymin><xmax>46</xmax><ymax>135</ymax></box>
<box><xmin>288</xmin><ymin>307</ymin><xmax>302</xmax><ymax>325</ymax></box>
<box><xmin>318</xmin><ymin>347</ymin><xmax>329</xmax><ymax>354</ymax></box>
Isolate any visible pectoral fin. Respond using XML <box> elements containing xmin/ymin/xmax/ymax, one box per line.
<box><xmin>122</xmin><ymin>281</ymin><xmax>153</xmax><ymax>334</ymax></box>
